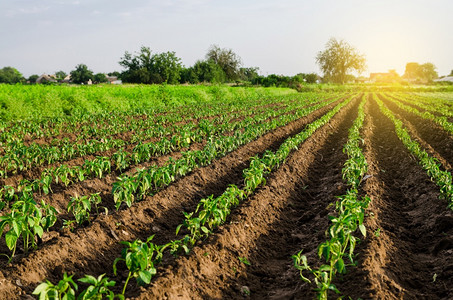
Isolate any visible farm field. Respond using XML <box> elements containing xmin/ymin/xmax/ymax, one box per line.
<box><xmin>0</xmin><ymin>86</ymin><xmax>453</xmax><ymax>299</ymax></box>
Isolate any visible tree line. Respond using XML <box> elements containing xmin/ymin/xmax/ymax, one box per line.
<box><xmin>0</xmin><ymin>40</ymin><xmax>450</xmax><ymax>86</ymax></box>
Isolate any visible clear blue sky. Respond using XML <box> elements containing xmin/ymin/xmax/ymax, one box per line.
<box><xmin>1</xmin><ymin>0</ymin><xmax>452</xmax><ymax>78</ymax></box>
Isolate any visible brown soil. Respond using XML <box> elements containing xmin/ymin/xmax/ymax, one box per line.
<box><xmin>379</xmin><ymin>95</ymin><xmax>453</xmax><ymax>169</ymax></box>
<box><xmin>2</xmin><ymin>93</ymin><xmax>453</xmax><ymax>299</ymax></box>
<box><xmin>0</xmin><ymin>96</ymin><xmax>342</xmax><ymax>299</ymax></box>
<box><xmin>132</xmin><ymin>95</ymin><xmax>361</xmax><ymax>299</ymax></box>
<box><xmin>1</xmin><ymin>102</ymin><xmax>292</xmax><ymax>187</ymax></box>
<box><xmin>338</xmin><ymin>95</ymin><xmax>453</xmax><ymax>299</ymax></box>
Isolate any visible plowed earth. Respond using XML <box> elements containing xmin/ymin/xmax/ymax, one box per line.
<box><xmin>1</xmin><ymin>93</ymin><xmax>453</xmax><ymax>299</ymax></box>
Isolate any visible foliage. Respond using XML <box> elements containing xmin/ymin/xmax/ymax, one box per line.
<box><xmin>33</xmin><ymin>273</ymin><xmax>120</xmax><ymax>300</ymax></box>
<box><xmin>119</xmin><ymin>46</ymin><xmax>182</xmax><ymax>84</ymax></box>
<box><xmin>180</xmin><ymin>60</ymin><xmax>226</xmax><ymax>84</ymax></box>
<box><xmin>205</xmin><ymin>44</ymin><xmax>243</xmax><ymax>81</ymax></box>
<box><xmin>93</xmin><ymin>73</ymin><xmax>108</xmax><ymax>83</ymax></box>
<box><xmin>113</xmin><ymin>236</ymin><xmax>163</xmax><ymax>295</ymax></box>
<box><xmin>77</xmin><ymin>274</ymin><xmax>118</xmax><ymax>300</ymax></box>
<box><xmin>252</xmin><ymin>74</ymin><xmax>310</xmax><ymax>89</ymax></box>
<box><xmin>55</xmin><ymin>71</ymin><xmax>67</xmax><ymax>81</ymax></box>
<box><xmin>28</xmin><ymin>74</ymin><xmax>39</xmax><ymax>84</ymax></box>
<box><xmin>0</xmin><ymin>84</ymin><xmax>296</xmax><ymax>122</ymax></box>
<box><xmin>375</xmin><ymin>94</ymin><xmax>453</xmax><ymax>207</ymax></box>
<box><xmin>0</xmin><ymin>194</ymin><xmax>57</xmax><ymax>261</ymax></box>
<box><xmin>403</xmin><ymin>62</ymin><xmax>438</xmax><ymax>83</ymax></box>
<box><xmin>316</xmin><ymin>38</ymin><xmax>366</xmax><ymax>84</ymax></box>
<box><xmin>33</xmin><ymin>273</ymin><xmax>78</xmax><ymax>300</ymax></box>
<box><xmin>0</xmin><ymin>66</ymin><xmax>24</xmax><ymax>84</ymax></box>
<box><xmin>240</xmin><ymin>67</ymin><xmax>260</xmax><ymax>82</ymax></box>
<box><xmin>67</xmin><ymin>193</ymin><xmax>104</xmax><ymax>225</ymax></box>
<box><xmin>299</xmin><ymin>73</ymin><xmax>319</xmax><ymax>84</ymax></box>
<box><xmin>70</xmin><ymin>64</ymin><xmax>94</xmax><ymax>84</ymax></box>
<box><xmin>293</xmin><ymin>95</ymin><xmax>370</xmax><ymax>299</ymax></box>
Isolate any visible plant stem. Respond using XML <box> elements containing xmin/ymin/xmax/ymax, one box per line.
<box><xmin>122</xmin><ymin>272</ymin><xmax>132</xmax><ymax>296</ymax></box>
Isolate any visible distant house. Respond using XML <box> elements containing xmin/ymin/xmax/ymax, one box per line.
<box><xmin>62</xmin><ymin>74</ymin><xmax>71</xmax><ymax>83</ymax></box>
<box><xmin>434</xmin><ymin>76</ymin><xmax>453</xmax><ymax>83</ymax></box>
<box><xmin>106</xmin><ymin>76</ymin><xmax>122</xmax><ymax>85</ymax></box>
<box><xmin>36</xmin><ymin>74</ymin><xmax>57</xmax><ymax>84</ymax></box>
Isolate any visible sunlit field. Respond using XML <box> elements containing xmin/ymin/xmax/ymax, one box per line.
<box><xmin>0</xmin><ymin>84</ymin><xmax>452</xmax><ymax>298</ymax></box>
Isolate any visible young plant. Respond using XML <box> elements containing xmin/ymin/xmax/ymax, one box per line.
<box><xmin>32</xmin><ymin>272</ymin><xmax>78</xmax><ymax>300</ymax></box>
<box><xmin>113</xmin><ymin>235</ymin><xmax>163</xmax><ymax>295</ymax></box>
<box><xmin>67</xmin><ymin>193</ymin><xmax>104</xmax><ymax>225</ymax></box>
<box><xmin>77</xmin><ymin>274</ymin><xmax>120</xmax><ymax>300</ymax></box>
<box><xmin>0</xmin><ymin>193</ymin><xmax>55</xmax><ymax>261</ymax></box>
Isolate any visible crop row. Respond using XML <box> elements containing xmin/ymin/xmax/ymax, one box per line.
<box><xmin>0</xmin><ymin>94</ymin><xmax>318</xmax><ymax>204</ymax></box>
<box><xmin>0</xmin><ymin>94</ymin><xmax>345</xmax><ymax>262</ymax></box>
<box><xmin>375</xmin><ymin>94</ymin><xmax>453</xmax><ymax>208</ymax></box>
<box><xmin>110</xmin><ymin>95</ymin><xmax>344</xmax><ymax>210</ymax></box>
<box><xmin>385</xmin><ymin>95</ymin><xmax>453</xmax><ymax>135</ymax></box>
<box><xmin>388</xmin><ymin>92</ymin><xmax>453</xmax><ymax>120</ymax></box>
<box><xmin>293</xmin><ymin>95</ymin><xmax>370</xmax><ymax>299</ymax></box>
<box><xmin>0</xmin><ymin>91</ymin><xmax>311</xmax><ymax>145</ymax></box>
<box><xmin>0</xmin><ymin>96</ymin><xmax>298</xmax><ymax>178</ymax></box>
<box><xmin>31</xmin><ymin>94</ymin><xmax>355</xmax><ymax>299</ymax></box>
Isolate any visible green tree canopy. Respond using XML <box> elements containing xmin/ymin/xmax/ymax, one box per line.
<box><xmin>119</xmin><ymin>46</ymin><xmax>182</xmax><ymax>84</ymax></box>
<box><xmin>70</xmin><ymin>64</ymin><xmax>94</xmax><ymax>84</ymax></box>
<box><xmin>93</xmin><ymin>73</ymin><xmax>108</xmax><ymax>83</ymax></box>
<box><xmin>240</xmin><ymin>67</ymin><xmax>260</xmax><ymax>82</ymax></box>
<box><xmin>316</xmin><ymin>38</ymin><xmax>366</xmax><ymax>84</ymax></box>
<box><xmin>28</xmin><ymin>74</ymin><xmax>39</xmax><ymax>84</ymax></box>
<box><xmin>205</xmin><ymin>45</ymin><xmax>243</xmax><ymax>81</ymax></box>
<box><xmin>0</xmin><ymin>67</ymin><xmax>24</xmax><ymax>84</ymax></box>
<box><xmin>55</xmin><ymin>71</ymin><xmax>67</xmax><ymax>81</ymax></box>
<box><xmin>297</xmin><ymin>73</ymin><xmax>319</xmax><ymax>84</ymax></box>
<box><xmin>184</xmin><ymin>60</ymin><xmax>226</xmax><ymax>83</ymax></box>
<box><xmin>403</xmin><ymin>62</ymin><xmax>438</xmax><ymax>83</ymax></box>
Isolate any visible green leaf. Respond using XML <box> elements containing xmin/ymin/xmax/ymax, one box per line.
<box><xmin>34</xmin><ymin>225</ymin><xmax>44</xmax><ymax>238</ymax></box>
<box><xmin>175</xmin><ymin>224</ymin><xmax>183</xmax><ymax>235</ymax></box>
<box><xmin>335</xmin><ymin>258</ymin><xmax>345</xmax><ymax>274</ymax></box>
<box><xmin>32</xmin><ymin>282</ymin><xmax>50</xmax><ymax>295</ymax></box>
<box><xmin>318</xmin><ymin>264</ymin><xmax>331</xmax><ymax>272</ymax></box>
<box><xmin>138</xmin><ymin>270</ymin><xmax>152</xmax><ymax>284</ymax></box>
<box><xmin>358</xmin><ymin>224</ymin><xmax>366</xmax><ymax>237</ymax></box>
<box><xmin>5</xmin><ymin>230</ymin><xmax>18</xmax><ymax>250</ymax></box>
<box><xmin>78</xmin><ymin>274</ymin><xmax>97</xmax><ymax>285</ymax></box>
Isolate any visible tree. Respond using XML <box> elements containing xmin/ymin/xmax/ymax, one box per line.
<box><xmin>151</xmin><ymin>51</ymin><xmax>182</xmax><ymax>84</ymax></box>
<box><xmin>240</xmin><ymin>67</ymin><xmax>260</xmax><ymax>82</ymax></box>
<box><xmin>55</xmin><ymin>71</ymin><xmax>67</xmax><ymax>81</ymax></box>
<box><xmin>316</xmin><ymin>38</ymin><xmax>366</xmax><ymax>84</ymax></box>
<box><xmin>93</xmin><ymin>73</ymin><xmax>108</xmax><ymax>83</ymax></box>
<box><xmin>297</xmin><ymin>73</ymin><xmax>319</xmax><ymax>84</ymax></box>
<box><xmin>419</xmin><ymin>63</ymin><xmax>438</xmax><ymax>83</ymax></box>
<box><xmin>119</xmin><ymin>46</ymin><xmax>182</xmax><ymax>84</ymax></box>
<box><xmin>28</xmin><ymin>74</ymin><xmax>39</xmax><ymax>84</ymax></box>
<box><xmin>108</xmin><ymin>71</ymin><xmax>121</xmax><ymax>78</ymax></box>
<box><xmin>0</xmin><ymin>67</ymin><xmax>24</xmax><ymax>84</ymax></box>
<box><xmin>403</xmin><ymin>62</ymin><xmax>420</xmax><ymax>80</ymax></box>
<box><xmin>70</xmin><ymin>64</ymin><xmax>93</xmax><ymax>84</ymax></box>
<box><xmin>403</xmin><ymin>62</ymin><xmax>438</xmax><ymax>83</ymax></box>
<box><xmin>450</xmin><ymin>70</ymin><xmax>453</xmax><ymax>76</ymax></box>
<box><xmin>206</xmin><ymin>45</ymin><xmax>243</xmax><ymax>81</ymax></box>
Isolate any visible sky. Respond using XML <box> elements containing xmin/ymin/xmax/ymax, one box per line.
<box><xmin>0</xmin><ymin>0</ymin><xmax>452</xmax><ymax>78</ymax></box>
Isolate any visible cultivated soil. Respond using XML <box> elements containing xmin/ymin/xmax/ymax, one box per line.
<box><xmin>1</xmin><ymin>92</ymin><xmax>452</xmax><ymax>299</ymax></box>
